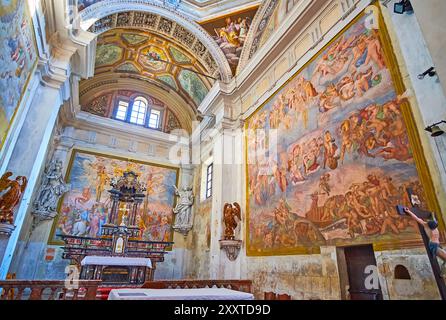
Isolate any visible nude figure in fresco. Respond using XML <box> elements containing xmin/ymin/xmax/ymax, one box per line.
<box><xmin>95</xmin><ymin>164</ymin><xmax>109</xmax><ymax>202</ymax></box>
<box><xmin>340</xmin><ymin>120</ymin><xmax>353</xmax><ymax>164</ymax></box>
<box><xmin>323</xmin><ymin>131</ymin><xmax>339</xmax><ymax>170</ymax></box>
<box><xmin>289</xmin><ymin>144</ymin><xmax>306</xmax><ymax>185</ymax></box>
<box><xmin>355</xmin><ymin>67</ymin><xmax>375</xmax><ymax>97</ymax></box>
<box><xmin>337</xmin><ymin>74</ymin><xmax>356</xmax><ymax>101</ymax></box>
<box><xmin>364</xmin><ymin>31</ymin><xmax>386</xmax><ymax>70</ymax></box>
<box><xmin>75</xmin><ymin>187</ymin><xmax>92</xmax><ymax>206</ymax></box>
<box><xmin>272</xmin><ymin>159</ymin><xmax>288</xmax><ymax>193</ymax></box>
<box><xmin>319</xmin><ymin>84</ymin><xmax>340</xmax><ymax>113</ymax></box>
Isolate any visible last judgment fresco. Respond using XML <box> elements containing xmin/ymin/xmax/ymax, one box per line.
<box><xmin>246</xmin><ymin>11</ymin><xmax>427</xmax><ymax>255</ymax></box>
<box><xmin>49</xmin><ymin>150</ymin><xmax>178</xmax><ymax>244</ymax></box>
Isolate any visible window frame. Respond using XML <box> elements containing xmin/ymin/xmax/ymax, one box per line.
<box><xmin>112</xmin><ymin>96</ymin><xmax>164</xmax><ymax>131</ymax></box>
<box><xmin>205</xmin><ymin>163</ymin><xmax>213</xmax><ymax>199</ymax></box>
<box><xmin>115</xmin><ymin>100</ymin><xmax>130</xmax><ymax>121</ymax></box>
<box><xmin>129</xmin><ymin>97</ymin><xmax>148</xmax><ymax>126</ymax></box>
<box><xmin>148</xmin><ymin>108</ymin><xmax>162</xmax><ymax>130</ymax></box>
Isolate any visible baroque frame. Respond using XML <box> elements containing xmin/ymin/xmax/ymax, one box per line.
<box><xmin>244</xmin><ymin>2</ymin><xmax>445</xmax><ymax>257</ymax></box>
<box><xmin>48</xmin><ymin>148</ymin><xmax>180</xmax><ymax>245</ymax></box>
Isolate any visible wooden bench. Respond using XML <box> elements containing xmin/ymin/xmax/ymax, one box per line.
<box><xmin>0</xmin><ymin>280</ymin><xmax>102</xmax><ymax>300</ymax></box>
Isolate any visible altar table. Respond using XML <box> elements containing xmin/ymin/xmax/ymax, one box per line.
<box><xmin>80</xmin><ymin>256</ymin><xmax>153</xmax><ymax>285</ymax></box>
<box><xmin>108</xmin><ymin>288</ymin><xmax>255</xmax><ymax>300</ymax></box>
<box><xmin>81</xmin><ymin>256</ymin><xmax>152</xmax><ymax>268</ymax></box>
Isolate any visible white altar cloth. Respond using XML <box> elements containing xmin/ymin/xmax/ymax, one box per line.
<box><xmin>108</xmin><ymin>288</ymin><xmax>254</xmax><ymax>300</ymax></box>
<box><xmin>81</xmin><ymin>256</ymin><xmax>152</xmax><ymax>268</ymax></box>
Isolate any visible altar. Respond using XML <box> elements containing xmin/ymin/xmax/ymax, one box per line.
<box><xmin>81</xmin><ymin>256</ymin><xmax>153</xmax><ymax>285</ymax></box>
<box><xmin>60</xmin><ymin>170</ymin><xmax>173</xmax><ymax>286</ymax></box>
<box><xmin>108</xmin><ymin>288</ymin><xmax>255</xmax><ymax>300</ymax></box>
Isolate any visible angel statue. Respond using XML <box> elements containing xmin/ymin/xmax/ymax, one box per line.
<box><xmin>33</xmin><ymin>160</ymin><xmax>69</xmax><ymax>221</ymax></box>
<box><xmin>0</xmin><ymin>172</ymin><xmax>28</xmax><ymax>224</ymax></box>
<box><xmin>172</xmin><ymin>185</ymin><xmax>194</xmax><ymax>234</ymax></box>
<box><xmin>223</xmin><ymin>202</ymin><xmax>241</xmax><ymax>240</ymax></box>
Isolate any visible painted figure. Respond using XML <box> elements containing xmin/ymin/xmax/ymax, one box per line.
<box><xmin>0</xmin><ymin>172</ymin><xmax>27</xmax><ymax>224</ymax></box>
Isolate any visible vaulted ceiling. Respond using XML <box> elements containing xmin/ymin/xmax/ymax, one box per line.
<box><xmin>76</xmin><ymin>1</ymin><xmax>267</xmax><ymax>130</ymax></box>
<box><xmin>91</xmin><ymin>28</ymin><xmax>212</xmax><ymax>107</ymax></box>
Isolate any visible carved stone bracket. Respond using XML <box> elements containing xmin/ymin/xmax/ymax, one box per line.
<box><xmin>172</xmin><ymin>224</ymin><xmax>193</xmax><ymax>236</ymax></box>
<box><xmin>0</xmin><ymin>223</ymin><xmax>16</xmax><ymax>237</ymax></box>
<box><xmin>219</xmin><ymin>239</ymin><xmax>242</xmax><ymax>261</ymax></box>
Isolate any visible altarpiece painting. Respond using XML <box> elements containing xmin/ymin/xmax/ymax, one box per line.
<box><xmin>49</xmin><ymin>150</ymin><xmax>179</xmax><ymax>245</ymax></box>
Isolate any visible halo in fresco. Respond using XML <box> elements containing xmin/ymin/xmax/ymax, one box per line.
<box><xmin>49</xmin><ymin>150</ymin><xmax>179</xmax><ymax>245</ymax></box>
<box><xmin>246</xmin><ymin>10</ymin><xmax>430</xmax><ymax>256</ymax></box>
<box><xmin>0</xmin><ymin>0</ymin><xmax>37</xmax><ymax>148</ymax></box>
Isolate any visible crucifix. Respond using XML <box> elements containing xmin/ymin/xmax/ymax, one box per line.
<box><xmin>396</xmin><ymin>188</ymin><xmax>446</xmax><ymax>300</ymax></box>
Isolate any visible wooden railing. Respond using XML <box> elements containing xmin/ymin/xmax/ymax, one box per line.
<box><xmin>0</xmin><ymin>280</ymin><xmax>102</xmax><ymax>300</ymax></box>
<box><xmin>142</xmin><ymin>280</ymin><xmax>252</xmax><ymax>293</ymax></box>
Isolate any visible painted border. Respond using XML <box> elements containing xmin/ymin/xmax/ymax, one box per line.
<box><xmin>48</xmin><ymin>148</ymin><xmax>180</xmax><ymax>246</ymax></box>
<box><xmin>244</xmin><ymin>2</ymin><xmax>445</xmax><ymax>257</ymax></box>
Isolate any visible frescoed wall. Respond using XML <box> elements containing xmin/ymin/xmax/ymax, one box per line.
<box><xmin>49</xmin><ymin>150</ymin><xmax>179</xmax><ymax>244</ymax></box>
<box><xmin>0</xmin><ymin>0</ymin><xmax>37</xmax><ymax>148</ymax></box>
<box><xmin>245</xmin><ymin>12</ymin><xmax>439</xmax><ymax>256</ymax></box>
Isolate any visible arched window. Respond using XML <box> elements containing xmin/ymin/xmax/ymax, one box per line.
<box><xmin>130</xmin><ymin>97</ymin><xmax>148</xmax><ymax>125</ymax></box>
<box><xmin>394</xmin><ymin>264</ymin><xmax>411</xmax><ymax>280</ymax></box>
<box><xmin>113</xmin><ymin>95</ymin><xmax>164</xmax><ymax>130</ymax></box>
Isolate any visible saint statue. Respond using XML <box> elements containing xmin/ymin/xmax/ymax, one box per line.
<box><xmin>33</xmin><ymin>160</ymin><xmax>69</xmax><ymax>220</ymax></box>
<box><xmin>172</xmin><ymin>185</ymin><xmax>194</xmax><ymax>233</ymax></box>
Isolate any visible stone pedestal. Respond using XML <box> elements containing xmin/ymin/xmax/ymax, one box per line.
<box><xmin>0</xmin><ymin>223</ymin><xmax>15</xmax><ymax>237</ymax></box>
<box><xmin>219</xmin><ymin>239</ymin><xmax>242</xmax><ymax>261</ymax></box>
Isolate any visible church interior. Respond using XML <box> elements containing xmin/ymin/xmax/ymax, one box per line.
<box><xmin>1</xmin><ymin>0</ymin><xmax>446</xmax><ymax>301</ymax></box>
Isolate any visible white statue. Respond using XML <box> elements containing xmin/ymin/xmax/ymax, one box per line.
<box><xmin>172</xmin><ymin>185</ymin><xmax>194</xmax><ymax>235</ymax></box>
<box><xmin>33</xmin><ymin>160</ymin><xmax>70</xmax><ymax>221</ymax></box>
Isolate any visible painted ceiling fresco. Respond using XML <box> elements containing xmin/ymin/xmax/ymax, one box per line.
<box><xmin>91</xmin><ymin>28</ymin><xmax>211</xmax><ymax>108</ymax></box>
<box><xmin>200</xmin><ymin>6</ymin><xmax>258</xmax><ymax>73</ymax></box>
